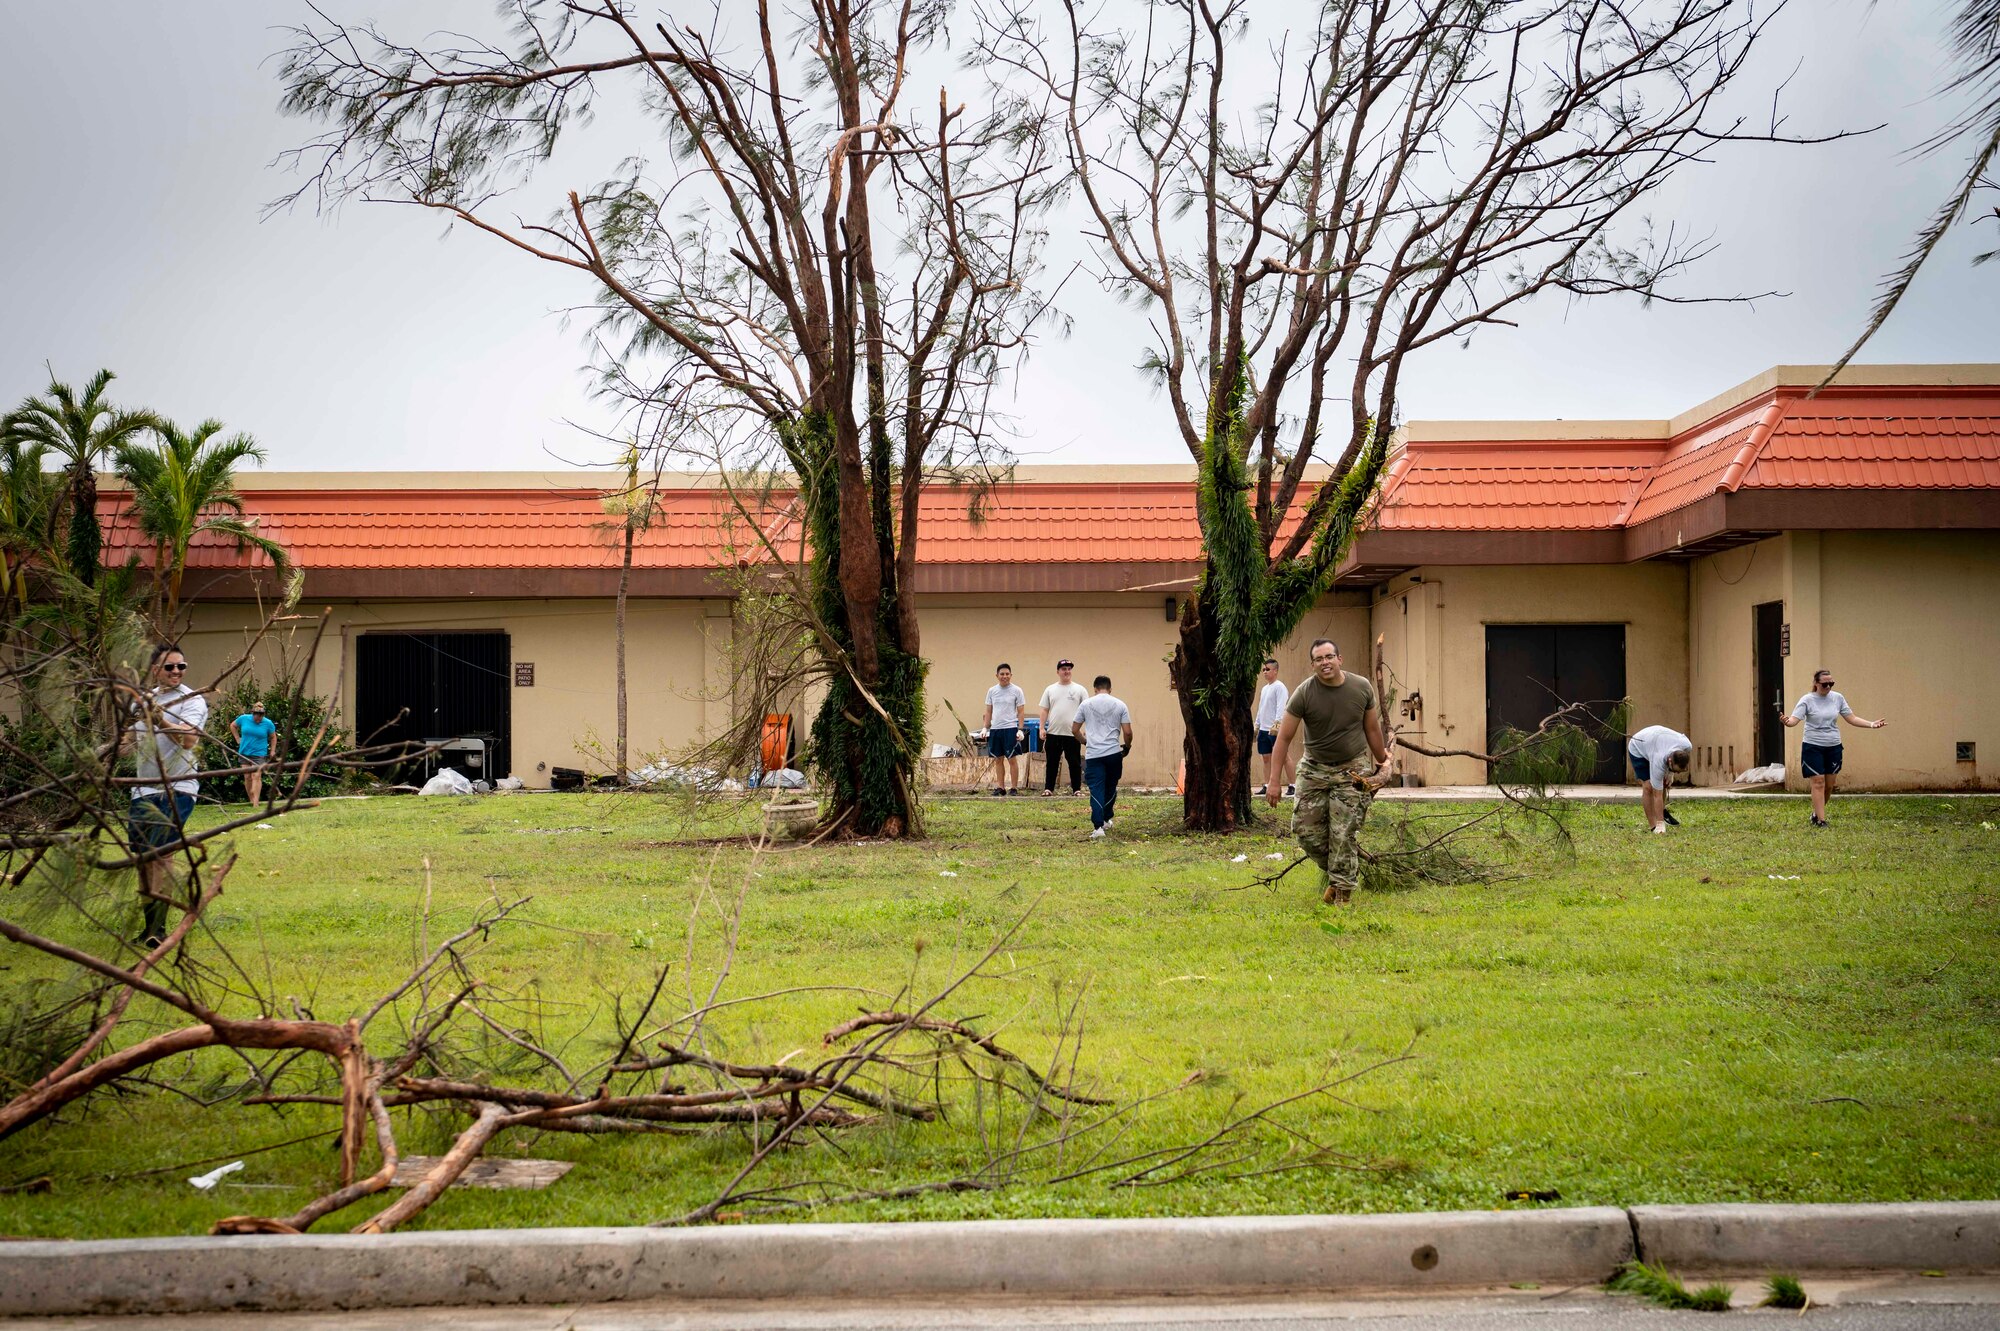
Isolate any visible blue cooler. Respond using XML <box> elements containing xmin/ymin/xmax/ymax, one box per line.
<box><xmin>1023</xmin><ymin>718</ymin><xmax>1042</xmax><ymax>753</ymax></box>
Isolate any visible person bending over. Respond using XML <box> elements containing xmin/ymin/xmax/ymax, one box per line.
<box><xmin>1627</xmin><ymin>723</ymin><xmax>1692</xmax><ymax>834</ymax></box>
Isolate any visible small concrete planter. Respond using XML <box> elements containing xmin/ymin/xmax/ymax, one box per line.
<box><xmin>763</xmin><ymin>799</ymin><xmax>820</xmax><ymax>841</ymax></box>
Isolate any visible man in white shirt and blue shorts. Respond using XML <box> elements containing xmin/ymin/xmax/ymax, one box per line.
<box><xmin>1254</xmin><ymin>658</ymin><xmax>1293</xmax><ymax>797</ymax></box>
<box><xmin>123</xmin><ymin>644</ymin><xmax>209</xmax><ymax>946</ymax></box>
<box><xmin>1782</xmin><ymin>668</ymin><xmax>1886</xmax><ymax>828</ymax></box>
<box><xmin>1626</xmin><ymin>723</ymin><xmax>1691</xmax><ymax>835</ymax></box>
<box><xmin>982</xmin><ymin>663</ymin><xmax>1029</xmax><ymax>796</ymax></box>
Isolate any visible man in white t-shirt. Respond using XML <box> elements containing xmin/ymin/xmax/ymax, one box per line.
<box><xmin>1625</xmin><ymin>723</ymin><xmax>1692</xmax><ymax>835</ymax></box>
<box><xmin>1253</xmin><ymin>657</ymin><xmax>1293</xmax><ymax>797</ymax></box>
<box><xmin>1071</xmin><ymin>675</ymin><xmax>1133</xmax><ymax>837</ymax></box>
<box><xmin>1037</xmin><ymin>658</ymin><xmax>1089</xmax><ymax>797</ymax></box>
<box><xmin>1781</xmin><ymin>667</ymin><xmax>1886</xmax><ymax>828</ymax></box>
<box><xmin>981</xmin><ymin>663</ymin><xmax>1029</xmax><ymax>795</ymax></box>
<box><xmin>122</xmin><ymin>644</ymin><xmax>210</xmax><ymax>945</ymax></box>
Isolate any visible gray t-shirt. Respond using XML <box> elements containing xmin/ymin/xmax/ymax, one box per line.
<box><xmin>1073</xmin><ymin>693</ymin><xmax>1131</xmax><ymax>759</ymax></box>
<box><xmin>132</xmin><ymin>684</ymin><xmax>210</xmax><ymax>798</ymax></box>
<box><xmin>1626</xmin><ymin>724</ymin><xmax>1691</xmax><ymax>790</ymax></box>
<box><xmin>1039</xmin><ymin>681</ymin><xmax>1089</xmax><ymax>732</ymax></box>
<box><xmin>1791</xmin><ymin>690</ymin><xmax>1854</xmax><ymax>747</ymax></box>
<box><xmin>985</xmin><ymin>683</ymin><xmax>1027</xmax><ymax>728</ymax></box>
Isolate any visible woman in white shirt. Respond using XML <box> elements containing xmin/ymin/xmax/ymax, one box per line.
<box><xmin>1781</xmin><ymin>668</ymin><xmax>1886</xmax><ymax>828</ymax></box>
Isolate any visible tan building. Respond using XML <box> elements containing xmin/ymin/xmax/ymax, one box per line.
<box><xmin>138</xmin><ymin>364</ymin><xmax>1997</xmax><ymax>792</ymax></box>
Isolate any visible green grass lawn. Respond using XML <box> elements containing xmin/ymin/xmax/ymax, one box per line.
<box><xmin>4</xmin><ymin>789</ymin><xmax>1997</xmax><ymax>1237</ymax></box>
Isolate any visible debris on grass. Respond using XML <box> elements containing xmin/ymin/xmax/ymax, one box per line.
<box><xmin>1607</xmin><ymin>1260</ymin><xmax>1733</xmax><ymax>1312</ymax></box>
<box><xmin>1761</xmin><ymin>1273</ymin><xmax>1809</xmax><ymax>1309</ymax></box>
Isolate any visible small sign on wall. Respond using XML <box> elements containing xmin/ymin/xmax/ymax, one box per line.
<box><xmin>1779</xmin><ymin>624</ymin><xmax>1790</xmax><ymax>657</ymax></box>
<box><xmin>514</xmin><ymin>662</ymin><xmax>535</xmax><ymax>687</ymax></box>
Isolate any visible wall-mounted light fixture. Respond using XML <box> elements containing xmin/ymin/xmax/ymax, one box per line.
<box><xmin>1164</xmin><ymin>596</ymin><xmax>1178</xmax><ymax>622</ymax></box>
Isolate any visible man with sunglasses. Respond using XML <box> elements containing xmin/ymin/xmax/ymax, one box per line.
<box><xmin>1782</xmin><ymin>668</ymin><xmax>1885</xmax><ymax>828</ymax></box>
<box><xmin>123</xmin><ymin>644</ymin><xmax>209</xmax><ymax>946</ymax></box>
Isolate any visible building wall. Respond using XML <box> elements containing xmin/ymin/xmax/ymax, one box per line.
<box><xmin>1686</xmin><ymin>536</ymin><xmax>1786</xmax><ymax>785</ymax></box>
<box><xmin>180</xmin><ymin>598</ymin><xmax>730</xmax><ymax>787</ymax></box>
<box><xmin>1370</xmin><ymin>563</ymin><xmax>1690</xmax><ymax>786</ymax></box>
<box><xmin>1806</xmin><ymin>531</ymin><xmax>1998</xmax><ymax>789</ymax></box>
<box><xmin>915</xmin><ymin>593</ymin><xmax>1371</xmax><ymax>789</ymax></box>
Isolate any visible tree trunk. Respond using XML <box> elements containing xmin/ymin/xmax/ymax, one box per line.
<box><xmin>66</xmin><ymin>463</ymin><xmax>100</xmax><ymax>585</ymax></box>
<box><xmin>795</xmin><ymin>417</ymin><xmax>921</xmax><ymax>839</ymax></box>
<box><xmin>615</xmin><ymin>523</ymin><xmax>632</xmax><ymax>782</ymax></box>
<box><xmin>1171</xmin><ymin>593</ymin><xmax>1257</xmax><ymax>832</ymax></box>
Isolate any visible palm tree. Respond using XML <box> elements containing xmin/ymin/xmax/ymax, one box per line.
<box><xmin>1</xmin><ymin>370</ymin><xmax>158</xmax><ymax>584</ymax></box>
<box><xmin>0</xmin><ymin>434</ymin><xmax>62</xmax><ymax>619</ymax></box>
<box><xmin>112</xmin><ymin>418</ymin><xmax>290</xmax><ymax>622</ymax></box>
<box><xmin>600</xmin><ymin>443</ymin><xmax>659</xmax><ymax>783</ymax></box>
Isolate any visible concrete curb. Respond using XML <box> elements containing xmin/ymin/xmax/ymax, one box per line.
<box><xmin>1630</xmin><ymin>1201</ymin><xmax>2000</xmax><ymax>1276</ymax></box>
<box><xmin>1</xmin><ymin>1209</ymin><xmax>1631</xmax><ymax>1317</ymax></box>
<box><xmin>3</xmin><ymin>1202</ymin><xmax>1997</xmax><ymax>1318</ymax></box>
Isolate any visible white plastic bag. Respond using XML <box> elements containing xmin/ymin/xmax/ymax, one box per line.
<box><xmin>765</xmin><ymin>768</ymin><xmax>808</xmax><ymax>789</ymax></box>
<box><xmin>1733</xmin><ymin>762</ymin><xmax>1785</xmax><ymax>785</ymax></box>
<box><xmin>420</xmin><ymin>767</ymin><xmax>474</xmax><ymax>796</ymax></box>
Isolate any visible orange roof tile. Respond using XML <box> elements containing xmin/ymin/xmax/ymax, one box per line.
<box><xmin>95</xmin><ymin>383</ymin><xmax>1999</xmax><ymax>576</ymax></box>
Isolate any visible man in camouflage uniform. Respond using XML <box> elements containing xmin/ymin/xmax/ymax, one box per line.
<box><xmin>1265</xmin><ymin>639</ymin><xmax>1392</xmax><ymax>904</ymax></box>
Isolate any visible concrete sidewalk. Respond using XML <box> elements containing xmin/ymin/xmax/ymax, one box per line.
<box><xmin>11</xmin><ymin>1274</ymin><xmax>2000</xmax><ymax>1331</ymax></box>
<box><xmin>3</xmin><ymin>1202</ymin><xmax>1996</xmax><ymax>1320</ymax></box>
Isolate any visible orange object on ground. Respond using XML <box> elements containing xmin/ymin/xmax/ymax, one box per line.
<box><xmin>760</xmin><ymin>714</ymin><xmax>793</xmax><ymax>773</ymax></box>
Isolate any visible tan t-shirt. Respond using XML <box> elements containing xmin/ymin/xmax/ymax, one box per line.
<box><xmin>1286</xmin><ymin>673</ymin><xmax>1377</xmax><ymax>766</ymax></box>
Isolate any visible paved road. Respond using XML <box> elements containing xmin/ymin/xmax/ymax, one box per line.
<box><xmin>10</xmin><ymin>1277</ymin><xmax>1998</xmax><ymax>1330</ymax></box>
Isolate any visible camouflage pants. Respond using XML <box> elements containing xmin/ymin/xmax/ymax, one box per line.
<box><xmin>1293</xmin><ymin>757</ymin><xmax>1376</xmax><ymax>895</ymax></box>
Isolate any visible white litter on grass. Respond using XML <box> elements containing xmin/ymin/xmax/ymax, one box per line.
<box><xmin>1767</xmin><ymin>874</ymin><xmax>1802</xmax><ymax>881</ymax></box>
<box><xmin>188</xmin><ymin>1161</ymin><xmax>245</xmax><ymax>1191</ymax></box>
<box><xmin>1982</xmin><ymin>822</ymin><xmax>1995</xmax><ymax>831</ymax></box>
<box><xmin>938</xmin><ymin>871</ymin><xmax>958</xmax><ymax>878</ymax></box>
<box><xmin>1229</xmin><ymin>854</ymin><xmax>1249</xmax><ymax>863</ymax></box>
<box><xmin>1264</xmin><ymin>852</ymin><xmax>1285</xmax><ymax>860</ymax></box>
<box><xmin>255</xmin><ymin>823</ymin><xmax>274</xmax><ymax>830</ymax></box>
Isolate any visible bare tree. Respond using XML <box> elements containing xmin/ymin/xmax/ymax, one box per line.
<box><xmin>278</xmin><ymin>1</ymin><xmax>1059</xmax><ymax>837</ymax></box>
<box><xmin>984</xmin><ymin>0</ymin><xmax>1840</xmax><ymax>830</ymax></box>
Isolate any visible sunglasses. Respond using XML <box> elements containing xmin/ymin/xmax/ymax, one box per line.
<box><xmin>1817</xmin><ymin>679</ymin><xmax>1835</xmax><ymax>687</ymax></box>
<box><xmin>161</xmin><ymin>662</ymin><xmax>190</xmax><ymax>673</ymax></box>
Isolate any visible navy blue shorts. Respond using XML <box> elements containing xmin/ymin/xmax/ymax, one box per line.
<box><xmin>1629</xmin><ymin>752</ymin><xmax>1651</xmax><ymax>784</ymax></box>
<box><xmin>1257</xmin><ymin>729</ymin><xmax>1277</xmax><ymax>756</ymax></box>
<box><xmin>1800</xmin><ymin>743</ymin><xmax>1843</xmax><ymax>778</ymax></box>
<box><xmin>128</xmin><ymin>792</ymin><xmax>195</xmax><ymax>854</ymax></box>
<box><xmin>987</xmin><ymin>727</ymin><xmax>1022</xmax><ymax>758</ymax></box>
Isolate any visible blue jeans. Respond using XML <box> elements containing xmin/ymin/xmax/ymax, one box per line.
<box><xmin>1084</xmin><ymin>754</ymin><xmax>1123</xmax><ymax>829</ymax></box>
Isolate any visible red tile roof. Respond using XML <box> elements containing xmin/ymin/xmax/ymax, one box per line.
<box><xmin>1385</xmin><ymin>386</ymin><xmax>2000</xmax><ymax>533</ymax></box>
<box><xmin>97</xmin><ymin>383</ymin><xmax>1999</xmax><ymax>576</ymax></box>
<box><xmin>1372</xmin><ymin>441</ymin><xmax>1666</xmax><ymax>531</ymax></box>
<box><xmin>99</xmin><ymin>481</ymin><xmax>1306</xmax><ymax>572</ymax></box>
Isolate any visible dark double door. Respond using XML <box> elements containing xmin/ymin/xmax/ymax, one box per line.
<box><xmin>1484</xmin><ymin>624</ymin><xmax>1627</xmax><ymax>783</ymax></box>
<box><xmin>355</xmin><ymin>632</ymin><xmax>512</xmax><ymax>783</ymax></box>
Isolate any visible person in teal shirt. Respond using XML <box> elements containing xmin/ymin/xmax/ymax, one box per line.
<box><xmin>231</xmin><ymin>703</ymin><xmax>278</xmax><ymax>805</ymax></box>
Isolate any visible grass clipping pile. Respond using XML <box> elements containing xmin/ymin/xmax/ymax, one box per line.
<box><xmin>2</xmin><ymin>838</ymin><xmax>1411</xmax><ymax>1233</ymax></box>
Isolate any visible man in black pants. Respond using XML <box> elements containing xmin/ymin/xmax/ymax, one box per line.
<box><xmin>1038</xmin><ymin>658</ymin><xmax>1088</xmax><ymax>796</ymax></box>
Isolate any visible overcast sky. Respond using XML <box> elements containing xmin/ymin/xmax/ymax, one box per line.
<box><xmin>3</xmin><ymin>1</ymin><xmax>1994</xmax><ymax>473</ymax></box>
